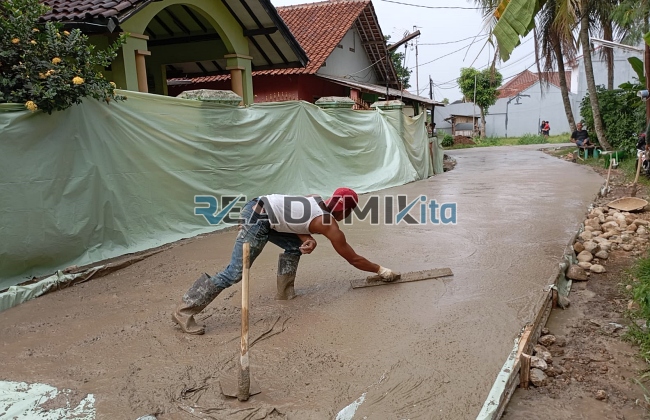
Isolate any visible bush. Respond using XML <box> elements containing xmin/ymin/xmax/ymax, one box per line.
<box><xmin>580</xmin><ymin>84</ymin><xmax>645</xmax><ymax>154</ymax></box>
<box><xmin>441</xmin><ymin>133</ymin><xmax>454</xmax><ymax>148</ymax></box>
<box><xmin>0</xmin><ymin>0</ymin><xmax>126</xmax><ymax>114</ymax></box>
<box><xmin>517</xmin><ymin>133</ymin><xmax>546</xmax><ymax>145</ymax></box>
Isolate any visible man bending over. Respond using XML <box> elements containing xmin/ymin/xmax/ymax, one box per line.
<box><xmin>172</xmin><ymin>187</ymin><xmax>399</xmax><ymax>335</ymax></box>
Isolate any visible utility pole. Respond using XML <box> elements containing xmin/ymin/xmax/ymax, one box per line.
<box><xmin>385</xmin><ymin>30</ymin><xmax>421</xmax><ymax>101</ymax></box>
<box><xmin>473</xmin><ymin>73</ymin><xmax>477</xmax><ymax>136</ymax></box>
<box><xmin>414</xmin><ymin>26</ymin><xmax>419</xmax><ymax>96</ymax></box>
<box><xmin>429</xmin><ymin>76</ymin><xmax>433</xmax><ymax>100</ymax></box>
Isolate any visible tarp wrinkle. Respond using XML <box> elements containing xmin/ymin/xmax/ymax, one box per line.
<box><xmin>0</xmin><ymin>91</ymin><xmax>435</xmax><ymax>294</ymax></box>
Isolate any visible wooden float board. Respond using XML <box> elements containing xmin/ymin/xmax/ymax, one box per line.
<box><xmin>350</xmin><ymin>268</ymin><xmax>453</xmax><ymax>289</ymax></box>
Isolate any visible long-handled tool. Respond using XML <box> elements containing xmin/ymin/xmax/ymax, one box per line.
<box><xmin>237</xmin><ymin>242</ymin><xmax>251</xmax><ymax>401</ymax></box>
<box><xmin>220</xmin><ymin>242</ymin><xmax>261</xmax><ymax>399</ymax></box>
<box><xmin>600</xmin><ymin>157</ymin><xmax>613</xmax><ymax>197</ymax></box>
<box><xmin>632</xmin><ymin>153</ymin><xmax>642</xmax><ymax>197</ymax></box>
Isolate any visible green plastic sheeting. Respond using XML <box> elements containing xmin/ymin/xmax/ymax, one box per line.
<box><xmin>0</xmin><ymin>91</ymin><xmax>431</xmax><ymax>290</ymax></box>
<box><xmin>432</xmin><ymin>136</ymin><xmax>444</xmax><ymax>175</ymax></box>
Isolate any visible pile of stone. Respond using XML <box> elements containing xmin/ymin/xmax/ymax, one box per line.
<box><xmin>528</xmin><ymin>329</ymin><xmax>566</xmax><ymax>387</ymax></box>
<box><xmin>568</xmin><ymin>207</ymin><xmax>650</xmax><ymax>280</ymax></box>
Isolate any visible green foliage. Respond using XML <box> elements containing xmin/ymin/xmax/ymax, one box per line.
<box><xmin>628</xmin><ymin>57</ymin><xmax>646</xmax><ymax>85</ymax></box>
<box><xmin>612</xmin><ymin>0</ymin><xmax>650</xmax><ymax>45</ymax></box>
<box><xmin>441</xmin><ymin>133</ymin><xmax>454</xmax><ymax>148</ymax></box>
<box><xmin>624</xmin><ymin>255</ymin><xmax>650</xmax><ymax>360</ymax></box>
<box><xmin>385</xmin><ymin>35</ymin><xmax>411</xmax><ymax>90</ymax></box>
<box><xmin>0</xmin><ymin>0</ymin><xmax>125</xmax><ymax>114</ymax></box>
<box><xmin>516</xmin><ymin>133</ymin><xmax>547</xmax><ymax>145</ymax></box>
<box><xmin>457</xmin><ymin>67</ymin><xmax>503</xmax><ymax>116</ymax></box>
<box><xmin>579</xmin><ymin>84</ymin><xmax>645</xmax><ymax>154</ymax></box>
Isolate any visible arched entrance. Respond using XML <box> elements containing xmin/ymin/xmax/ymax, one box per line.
<box><xmin>115</xmin><ymin>0</ymin><xmax>253</xmax><ymax>103</ymax></box>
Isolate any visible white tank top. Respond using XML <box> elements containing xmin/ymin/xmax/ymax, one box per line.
<box><xmin>260</xmin><ymin>195</ymin><xmax>325</xmax><ymax>234</ymax></box>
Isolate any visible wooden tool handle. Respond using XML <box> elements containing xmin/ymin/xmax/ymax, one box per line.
<box><xmin>238</xmin><ymin>242</ymin><xmax>251</xmax><ymax>401</ymax></box>
<box><xmin>605</xmin><ymin>158</ymin><xmax>613</xmax><ymax>189</ymax></box>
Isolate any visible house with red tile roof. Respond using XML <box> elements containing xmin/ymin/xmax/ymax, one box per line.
<box><xmin>168</xmin><ymin>0</ymin><xmax>440</xmax><ymax>112</ymax></box>
<box><xmin>434</xmin><ymin>69</ymin><xmax>577</xmax><ymax>138</ymax></box>
<box><xmin>497</xmin><ymin>70</ymin><xmax>571</xmax><ymax>99</ymax></box>
<box><xmin>38</xmin><ymin>0</ymin><xmax>308</xmax><ymax>104</ymax></box>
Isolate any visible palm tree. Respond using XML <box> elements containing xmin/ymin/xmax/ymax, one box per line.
<box><xmin>592</xmin><ymin>1</ymin><xmax>627</xmax><ymax>91</ymax></box>
<box><xmin>478</xmin><ymin>0</ymin><xmax>612</xmax><ymax>149</ymax></box>
<box><xmin>579</xmin><ymin>0</ymin><xmax>612</xmax><ymax>149</ymax></box>
<box><xmin>536</xmin><ymin>0</ymin><xmax>577</xmax><ymax>131</ymax></box>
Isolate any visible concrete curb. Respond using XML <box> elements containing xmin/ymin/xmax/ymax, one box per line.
<box><xmin>476</xmin><ymin>202</ymin><xmax>592</xmax><ymax>419</ymax></box>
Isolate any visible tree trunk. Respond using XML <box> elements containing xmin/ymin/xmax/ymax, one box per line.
<box><xmin>579</xmin><ymin>2</ymin><xmax>612</xmax><ymax>150</ymax></box>
<box><xmin>603</xmin><ymin>20</ymin><xmax>614</xmax><ymax>91</ymax></box>
<box><xmin>551</xmin><ymin>35</ymin><xmax>576</xmax><ymax>132</ymax></box>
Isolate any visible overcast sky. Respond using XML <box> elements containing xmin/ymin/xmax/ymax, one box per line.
<box><xmin>270</xmin><ymin>0</ymin><xmax>536</xmax><ymax>101</ymax></box>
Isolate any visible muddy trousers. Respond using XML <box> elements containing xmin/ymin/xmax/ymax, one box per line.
<box><xmin>173</xmin><ymin>200</ymin><xmax>303</xmax><ymax>333</ymax></box>
<box><xmin>209</xmin><ymin>199</ymin><xmax>303</xmax><ymax>293</ymax></box>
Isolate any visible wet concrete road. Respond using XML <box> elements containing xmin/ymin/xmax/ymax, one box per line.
<box><xmin>0</xmin><ymin>145</ymin><xmax>604</xmax><ymax>419</ymax></box>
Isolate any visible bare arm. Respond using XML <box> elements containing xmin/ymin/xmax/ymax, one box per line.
<box><xmin>309</xmin><ymin>216</ymin><xmax>379</xmax><ymax>272</ymax></box>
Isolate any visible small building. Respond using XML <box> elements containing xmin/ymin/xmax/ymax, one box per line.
<box><xmin>444</xmin><ymin>114</ymin><xmax>480</xmax><ymax>137</ymax></box>
<box><xmin>40</xmin><ymin>0</ymin><xmax>308</xmax><ymax>105</ymax></box>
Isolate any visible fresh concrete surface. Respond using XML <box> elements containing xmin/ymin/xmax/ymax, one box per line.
<box><xmin>0</xmin><ymin>145</ymin><xmax>604</xmax><ymax>419</ymax></box>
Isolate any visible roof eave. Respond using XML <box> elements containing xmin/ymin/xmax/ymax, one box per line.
<box><xmin>258</xmin><ymin>0</ymin><xmax>309</xmax><ymax>67</ymax></box>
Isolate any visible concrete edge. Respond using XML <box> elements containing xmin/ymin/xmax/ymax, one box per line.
<box><xmin>476</xmin><ymin>200</ymin><xmax>593</xmax><ymax>420</ymax></box>
<box><xmin>0</xmin><ymin>248</ymin><xmax>167</xmax><ymax>313</ymax></box>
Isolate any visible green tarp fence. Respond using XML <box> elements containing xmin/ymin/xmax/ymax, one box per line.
<box><xmin>0</xmin><ymin>91</ymin><xmax>432</xmax><ymax>292</ymax></box>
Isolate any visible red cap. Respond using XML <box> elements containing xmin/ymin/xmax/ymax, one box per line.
<box><xmin>326</xmin><ymin>187</ymin><xmax>359</xmax><ymax>212</ymax></box>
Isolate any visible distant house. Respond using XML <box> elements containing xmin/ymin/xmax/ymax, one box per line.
<box><xmin>435</xmin><ymin>69</ymin><xmax>575</xmax><ymax>137</ymax></box>
<box><xmin>445</xmin><ymin>114</ymin><xmax>480</xmax><ymax>137</ymax></box>
<box><xmin>168</xmin><ymin>0</ymin><xmax>440</xmax><ymax>113</ymax></box>
<box><xmin>39</xmin><ymin>0</ymin><xmax>307</xmax><ymax>105</ymax></box>
<box><xmin>568</xmin><ymin>44</ymin><xmax>642</xmax><ymax>119</ymax></box>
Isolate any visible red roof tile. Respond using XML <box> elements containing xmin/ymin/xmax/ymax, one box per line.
<box><xmin>181</xmin><ymin>0</ymin><xmax>371</xmax><ymax>83</ymax></box>
<box><xmin>259</xmin><ymin>0</ymin><xmax>370</xmax><ymax>75</ymax></box>
<box><xmin>498</xmin><ymin>69</ymin><xmax>572</xmax><ymax>99</ymax></box>
<box><xmin>40</xmin><ymin>0</ymin><xmax>146</xmax><ymax>22</ymax></box>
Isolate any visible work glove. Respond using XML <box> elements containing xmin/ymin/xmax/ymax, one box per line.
<box><xmin>376</xmin><ymin>266</ymin><xmax>400</xmax><ymax>282</ymax></box>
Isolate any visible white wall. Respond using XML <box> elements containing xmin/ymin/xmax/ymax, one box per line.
<box><xmin>316</xmin><ymin>28</ymin><xmax>378</xmax><ymax>83</ymax></box>
<box><xmin>434</xmin><ymin>83</ymin><xmax>576</xmax><ymax>138</ymax></box>
<box><xmin>570</xmin><ymin>45</ymin><xmax>643</xmax><ymax>121</ymax></box>
<box><xmin>485</xmin><ymin>83</ymin><xmax>576</xmax><ymax>137</ymax></box>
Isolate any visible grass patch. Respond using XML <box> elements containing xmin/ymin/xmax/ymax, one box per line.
<box><xmin>445</xmin><ymin>133</ymin><xmax>570</xmax><ymax>149</ymax></box>
<box><xmin>624</xmin><ymin>254</ymin><xmax>650</xmax><ymax>365</ymax></box>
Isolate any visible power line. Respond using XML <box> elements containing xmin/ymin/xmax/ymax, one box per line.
<box><xmin>408</xmin><ymin>39</ymin><xmax>479</xmax><ymax>69</ymax></box>
<box><xmin>419</xmin><ymin>35</ymin><xmax>488</xmax><ymax>46</ymax></box>
<box><xmin>379</xmin><ymin>0</ymin><xmax>482</xmax><ymax>10</ymax></box>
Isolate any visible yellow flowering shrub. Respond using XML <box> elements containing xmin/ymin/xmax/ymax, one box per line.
<box><xmin>1</xmin><ymin>0</ymin><xmax>126</xmax><ymax>114</ymax></box>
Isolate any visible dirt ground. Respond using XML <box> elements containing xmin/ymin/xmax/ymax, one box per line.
<box><xmin>453</xmin><ymin>135</ymin><xmax>475</xmax><ymax>145</ymax></box>
<box><xmin>504</xmin><ymin>152</ymin><xmax>650</xmax><ymax>420</ymax></box>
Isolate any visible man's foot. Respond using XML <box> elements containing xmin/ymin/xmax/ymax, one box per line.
<box><xmin>171</xmin><ymin>306</ymin><xmax>205</xmax><ymax>335</ymax></box>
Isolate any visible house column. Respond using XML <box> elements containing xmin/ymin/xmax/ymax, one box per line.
<box><xmin>111</xmin><ymin>33</ymin><xmax>149</xmax><ymax>92</ymax></box>
<box><xmin>225</xmin><ymin>53</ymin><xmax>253</xmax><ymax>105</ymax></box>
<box><xmin>135</xmin><ymin>49</ymin><xmax>151</xmax><ymax>93</ymax></box>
